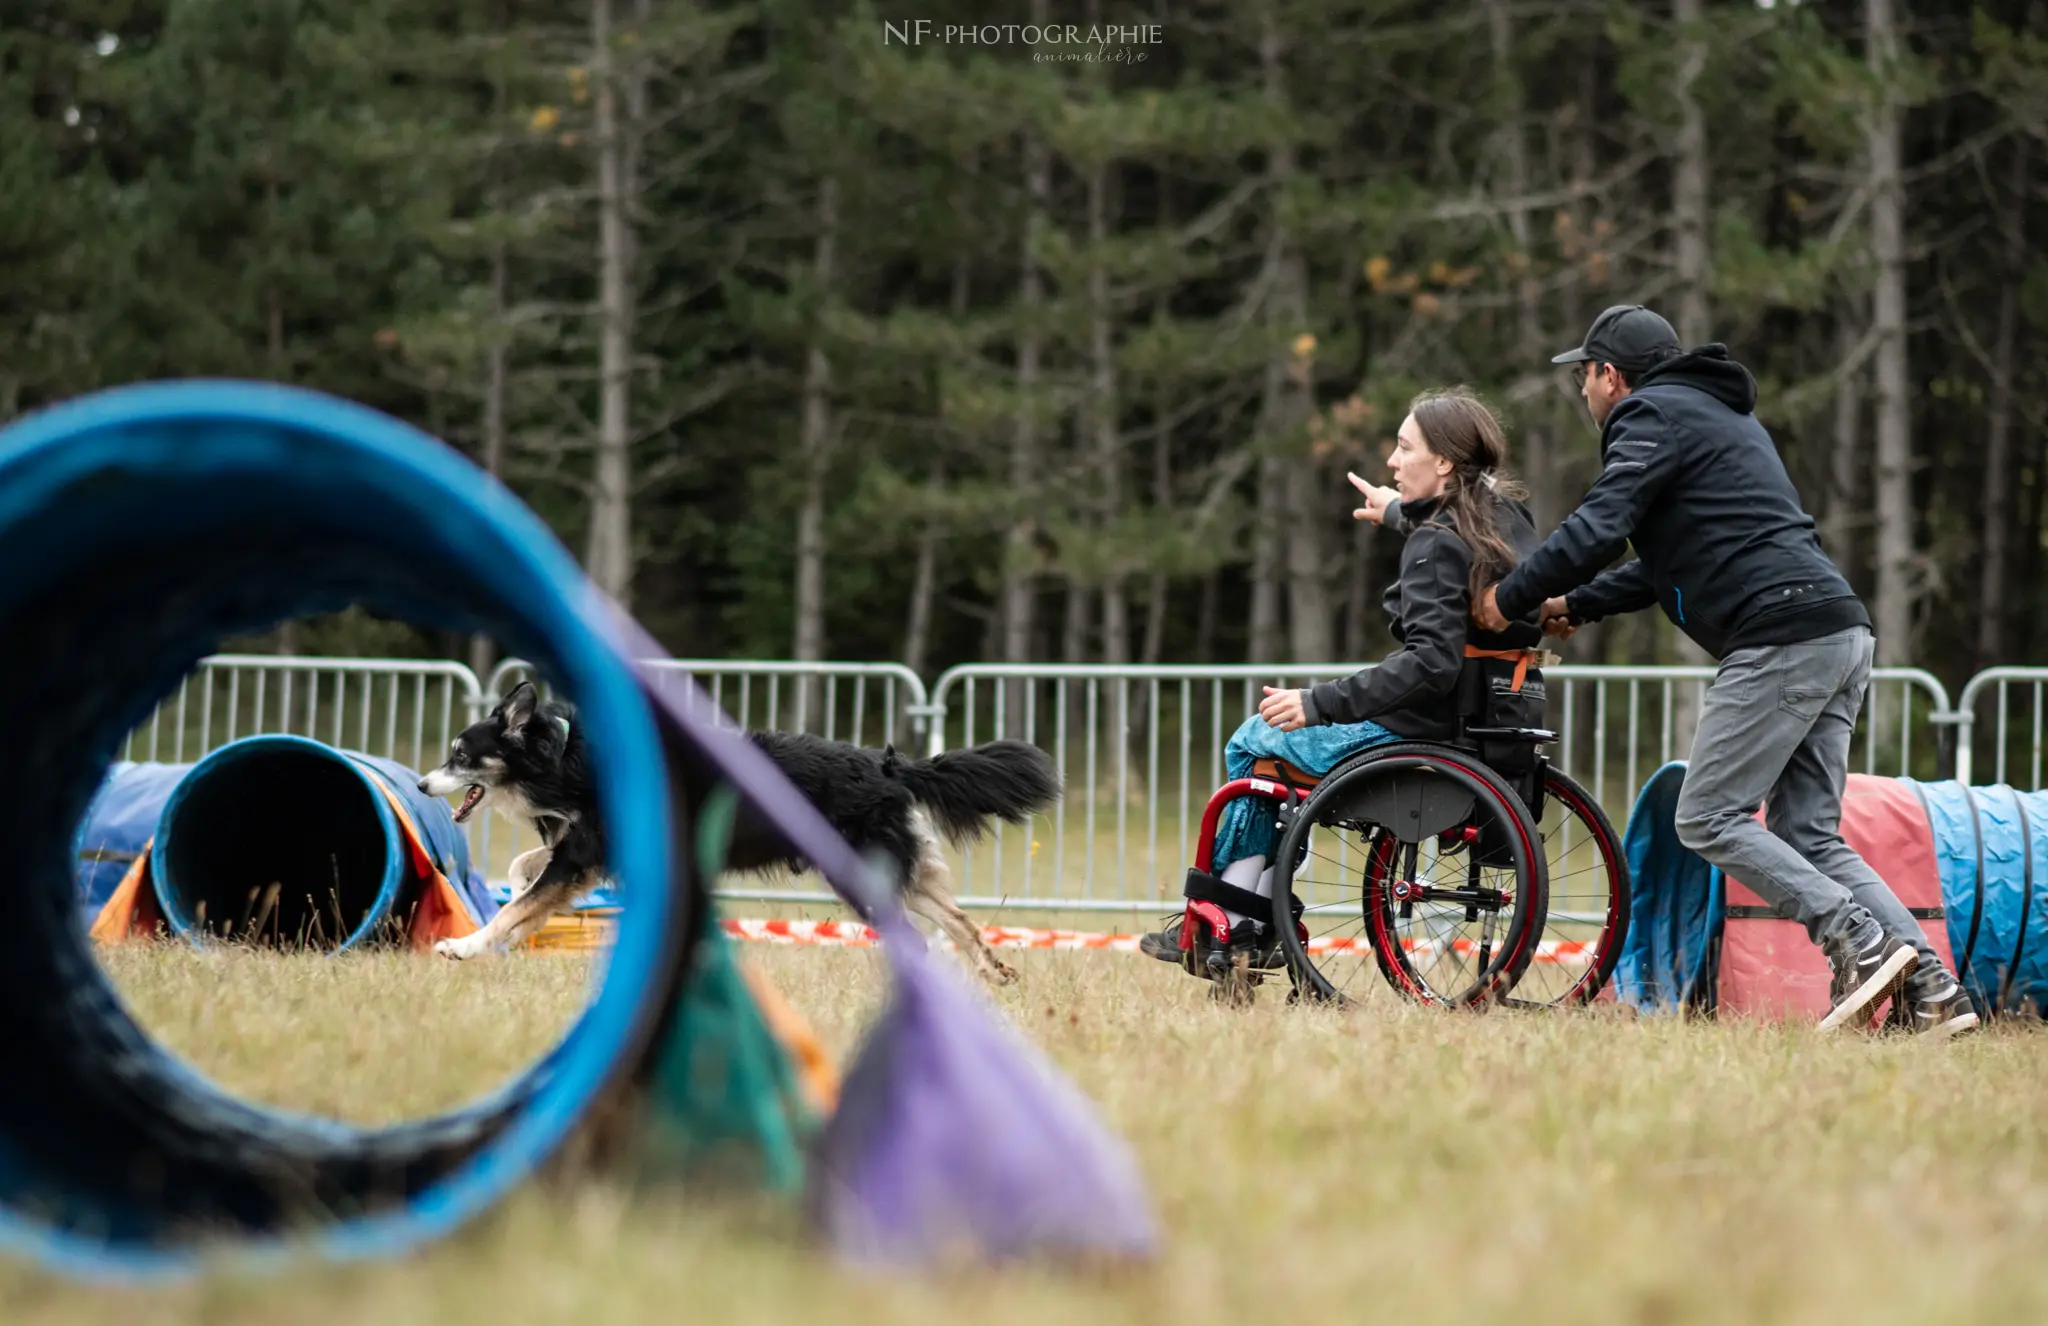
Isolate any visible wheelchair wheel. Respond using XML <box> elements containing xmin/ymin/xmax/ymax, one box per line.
<box><xmin>1502</xmin><ymin>766</ymin><xmax>1631</xmax><ymax>1008</ymax></box>
<box><xmin>1271</xmin><ymin>744</ymin><xmax>1548</xmax><ymax>1008</ymax></box>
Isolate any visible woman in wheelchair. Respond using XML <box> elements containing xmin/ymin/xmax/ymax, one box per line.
<box><xmin>1142</xmin><ymin>386</ymin><xmax>1548</xmax><ymax>968</ymax></box>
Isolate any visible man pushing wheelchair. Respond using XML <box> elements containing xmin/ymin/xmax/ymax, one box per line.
<box><xmin>1472</xmin><ymin>304</ymin><xmax>1973</xmax><ymax>1037</ymax></box>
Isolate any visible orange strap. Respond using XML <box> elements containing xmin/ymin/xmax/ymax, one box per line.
<box><xmin>1464</xmin><ymin>645</ymin><xmax>1543</xmax><ymax>693</ymax></box>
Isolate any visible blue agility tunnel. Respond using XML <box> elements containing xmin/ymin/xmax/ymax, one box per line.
<box><xmin>73</xmin><ymin>761</ymin><xmax>190</xmax><ymax>918</ymax></box>
<box><xmin>0</xmin><ymin>380</ymin><xmax>689</xmax><ymax>1279</ymax></box>
<box><xmin>78</xmin><ymin>738</ymin><xmax>495</xmax><ymax>950</ymax></box>
<box><xmin>1618</xmin><ymin>760</ymin><xmax>2048</xmax><ymax>1020</ymax></box>
<box><xmin>1914</xmin><ymin>780</ymin><xmax>2048</xmax><ymax>1016</ymax></box>
<box><xmin>0</xmin><ymin>380</ymin><xmax>1154</xmax><ymax>1282</ymax></box>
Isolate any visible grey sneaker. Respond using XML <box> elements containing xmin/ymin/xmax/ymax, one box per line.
<box><xmin>1818</xmin><ymin>933</ymin><xmax>1920</xmax><ymax>1033</ymax></box>
<box><xmin>1887</xmin><ymin>979</ymin><xmax>1981</xmax><ymax>1039</ymax></box>
<box><xmin>1141</xmin><ymin>912</ymin><xmax>1287</xmax><ymax>970</ymax></box>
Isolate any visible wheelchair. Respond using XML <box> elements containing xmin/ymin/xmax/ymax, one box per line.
<box><xmin>1168</xmin><ymin>649</ymin><xmax>1631</xmax><ymax>1010</ymax></box>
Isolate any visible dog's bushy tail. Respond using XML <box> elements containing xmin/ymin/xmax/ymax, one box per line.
<box><xmin>886</xmin><ymin>739</ymin><xmax>1062</xmax><ymax>847</ymax></box>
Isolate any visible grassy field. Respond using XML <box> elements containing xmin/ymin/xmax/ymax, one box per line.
<box><xmin>6</xmin><ymin>941</ymin><xmax>2048</xmax><ymax>1325</ymax></box>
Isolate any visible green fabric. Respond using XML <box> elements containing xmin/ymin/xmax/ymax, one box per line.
<box><xmin>636</xmin><ymin>784</ymin><xmax>816</xmax><ymax>1191</ymax></box>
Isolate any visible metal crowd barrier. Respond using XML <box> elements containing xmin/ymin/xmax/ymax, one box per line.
<box><xmin>124</xmin><ymin>653</ymin><xmax>1972</xmax><ymax>915</ymax></box>
<box><xmin>917</xmin><ymin>662</ymin><xmax>1955</xmax><ymax>913</ymax></box>
<box><xmin>1952</xmin><ymin>667</ymin><xmax>2048</xmax><ymax>789</ymax></box>
<box><xmin>122</xmin><ymin>654</ymin><xmax>484</xmax><ymax>776</ymax></box>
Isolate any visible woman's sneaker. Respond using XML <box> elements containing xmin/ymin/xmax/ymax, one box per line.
<box><xmin>1139</xmin><ymin>916</ymin><xmax>1184</xmax><ymax>962</ymax></box>
<box><xmin>1817</xmin><ymin>933</ymin><xmax>1919</xmax><ymax>1033</ymax></box>
<box><xmin>1139</xmin><ymin>913</ymin><xmax>1287</xmax><ymax>969</ymax></box>
<box><xmin>1886</xmin><ymin>979</ymin><xmax>1982</xmax><ymax>1039</ymax></box>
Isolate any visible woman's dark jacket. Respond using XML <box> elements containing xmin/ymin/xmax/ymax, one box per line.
<box><xmin>1299</xmin><ymin>492</ymin><xmax>1544</xmax><ymax>741</ymax></box>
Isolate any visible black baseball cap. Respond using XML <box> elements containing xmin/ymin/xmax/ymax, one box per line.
<box><xmin>1551</xmin><ymin>304</ymin><xmax>1681</xmax><ymax>372</ymax></box>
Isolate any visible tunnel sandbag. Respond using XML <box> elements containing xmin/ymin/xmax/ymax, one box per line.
<box><xmin>0</xmin><ymin>380</ymin><xmax>693</xmax><ymax>1278</ymax></box>
<box><xmin>1618</xmin><ymin>762</ymin><xmax>2037</xmax><ymax>1020</ymax></box>
<box><xmin>72</xmin><ymin>762</ymin><xmax>190</xmax><ymax>920</ymax></box>
<box><xmin>1612</xmin><ymin>763</ymin><xmax>1721</xmax><ymax>1013</ymax></box>
<box><xmin>1711</xmin><ymin>775</ymin><xmax>1953</xmax><ymax>1021</ymax></box>
<box><xmin>0</xmin><ymin>379</ymin><xmax>1154</xmax><ymax>1281</ymax></box>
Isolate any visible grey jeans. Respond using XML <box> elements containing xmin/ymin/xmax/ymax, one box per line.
<box><xmin>1672</xmin><ymin>626</ymin><xmax>1944</xmax><ymax>988</ymax></box>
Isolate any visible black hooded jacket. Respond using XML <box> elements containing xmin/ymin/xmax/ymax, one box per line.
<box><xmin>1301</xmin><ymin>492</ymin><xmax>1544</xmax><ymax>741</ymax></box>
<box><xmin>1491</xmin><ymin>345</ymin><xmax>1870</xmax><ymax>659</ymax></box>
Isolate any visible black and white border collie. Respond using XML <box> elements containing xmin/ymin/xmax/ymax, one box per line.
<box><xmin>416</xmin><ymin>682</ymin><xmax>1061</xmax><ymax>984</ymax></box>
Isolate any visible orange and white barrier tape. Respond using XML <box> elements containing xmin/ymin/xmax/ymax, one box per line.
<box><xmin>527</xmin><ymin>911</ymin><xmax>1594</xmax><ymax>965</ymax></box>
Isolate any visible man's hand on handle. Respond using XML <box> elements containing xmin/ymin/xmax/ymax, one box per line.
<box><xmin>1476</xmin><ymin>586</ymin><xmax>1580</xmax><ymax>638</ymax></box>
<box><xmin>1540</xmin><ymin>596</ymin><xmax>1579</xmax><ymax>639</ymax></box>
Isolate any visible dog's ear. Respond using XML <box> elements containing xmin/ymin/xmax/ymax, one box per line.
<box><xmin>499</xmin><ymin>681</ymin><xmax>539</xmax><ymax>740</ymax></box>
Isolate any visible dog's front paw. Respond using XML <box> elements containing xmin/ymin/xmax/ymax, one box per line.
<box><xmin>435</xmin><ymin>935</ymin><xmax>487</xmax><ymax>961</ymax></box>
<box><xmin>990</xmin><ymin>960</ymin><xmax>1020</xmax><ymax>986</ymax></box>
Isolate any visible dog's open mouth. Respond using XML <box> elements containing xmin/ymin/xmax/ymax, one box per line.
<box><xmin>452</xmin><ymin>785</ymin><xmax>486</xmax><ymax>823</ymax></box>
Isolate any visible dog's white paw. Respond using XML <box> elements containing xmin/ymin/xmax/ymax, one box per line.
<box><xmin>435</xmin><ymin>936</ymin><xmax>487</xmax><ymax>961</ymax></box>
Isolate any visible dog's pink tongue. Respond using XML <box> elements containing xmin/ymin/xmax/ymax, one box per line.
<box><xmin>453</xmin><ymin>785</ymin><xmax>484</xmax><ymax>823</ymax></box>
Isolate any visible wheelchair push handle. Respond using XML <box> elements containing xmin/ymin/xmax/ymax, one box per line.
<box><xmin>1462</xmin><ymin>645</ymin><xmax>1560</xmax><ymax>694</ymax></box>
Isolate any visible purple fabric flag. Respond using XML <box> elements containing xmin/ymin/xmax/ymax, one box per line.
<box><xmin>805</xmin><ymin>943</ymin><xmax>1159</xmax><ymax>1268</ymax></box>
<box><xmin>605</xmin><ymin>603</ymin><xmax>1158</xmax><ymax>1268</ymax></box>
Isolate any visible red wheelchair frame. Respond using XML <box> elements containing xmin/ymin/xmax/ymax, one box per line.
<box><xmin>1175</xmin><ymin>770</ymin><xmax>1311</xmax><ymax>962</ymax></box>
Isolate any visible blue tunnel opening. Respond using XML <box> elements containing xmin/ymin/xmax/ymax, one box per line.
<box><xmin>153</xmin><ymin>736</ymin><xmax>407</xmax><ymax>950</ymax></box>
<box><xmin>0</xmin><ymin>381</ymin><xmax>694</xmax><ymax>1280</ymax></box>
